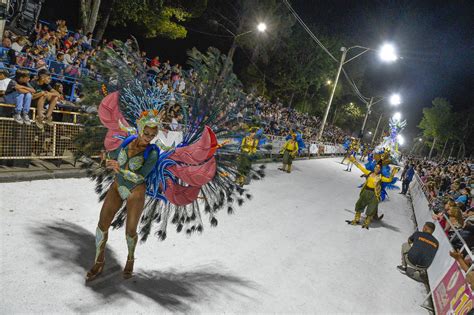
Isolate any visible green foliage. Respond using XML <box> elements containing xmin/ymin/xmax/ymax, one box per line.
<box><xmin>73</xmin><ymin>114</ymin><xmax>107</xmax><ymax>158</ymax></box>
<box><xmin>418</xmin><ymin>97</ymin><xmax>456</xmax><ymax>142</ymax></box>
<box><xmin>235</xmin><ymin>0</ymin><xmax>295</xmax><ymax>62</ymax></box>
<box><xmin>186</xmin><ymin>46</ymin><xmax>244</xmax><ymax>108</ymax></box>
<box><xmin>109</xmin><ymin>0</ymin><xmax>207</xmax><ymax>39</ymax></box>
<box><xmin>259</xmin><ymin>25</ymin><xmax>342</xmax><ymax>114</ymax></box>
<box><xmin>333</xmin><ymin>102</ymin><xmax>365</xmax><ymax>131</ymax></box>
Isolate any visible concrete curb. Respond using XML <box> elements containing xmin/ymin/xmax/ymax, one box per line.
<box><xmin>0</xmin><ymin>154</ymin><xmax>343</xmax><ymax>183</ymax></box>
<box><xmin>0</xmin><ymin>168</ymin><xmax>88</xmax><ymax>183</ymax></box>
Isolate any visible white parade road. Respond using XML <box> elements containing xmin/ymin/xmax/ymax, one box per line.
<box><xmin>0</xmin><ymin>158</ymin><xmax>427</xmax><ymax>314</ymax></box>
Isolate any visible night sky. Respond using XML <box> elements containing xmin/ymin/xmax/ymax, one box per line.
<box><xmin>40</xmin><ymin>0</ymin><xmax>474</xmax><ymax>143</ymax></box>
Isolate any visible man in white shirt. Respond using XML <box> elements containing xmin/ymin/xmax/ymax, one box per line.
<box><xmin>0</xmin><ymin>69</ymin><xmax>11</xmax><ymax>96</ymax></box>
<box><xmin>11</xmin><ymin>37</ymin><xmax>27</xmax><ymax>53</ymax></box>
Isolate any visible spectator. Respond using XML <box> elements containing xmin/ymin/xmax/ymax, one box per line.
<box><xmin>63</xmin><ymin>36</ymin><xmax>75</xmax><ymax>50</ymax></box>
<box><xmin>64</xmin><ymin>59</ymin><xmax>82</xmax><ymax>77</ymax></box>
<box><xmin>4</xmin><ymin>69</ymin><xmax>35</xmax><ymax>125</ymax></box>
<box><xmin>400</xmin><ymin>163</ymin><xmax>415</xmax><ymax>195</ymax></box>
<box><xmin>11</xmin><ymin>36</ymin><xmax>27</xmax><ymax>53</ymax></box>
<box><xmin>56</xmin><ymin>20</ymin><xmax>68</xmax><ymax>38</ymax></box>
<box><xmin>450</xmin><ymin>249</ymin><xmax>474</xmax><ymax>290</ymax></box>
<box><xmin>34</xmin><ymin>33</ymin><xmax>49</xmax><ymax>49</ymax></box>
<box><xmin>2</xmin><ymin>36</ymin><xmax>11</xmax><ymax>48</ymax></box>
<box><xmin>49</xmin><ymin>53</ymin><xmax>66</xmax><ymax>75</ymax></box>
<box><xmin>398</xmin><ymin>222</ymin><xmax>439</xmax><ymax>276</ymax></box>
<box><xmin>30</xmin><ymin>69</ymin><xmax>60</xmax><ymax>128</ymax></box>
<box><xmin>35</xmin><ymin>53</ymin><xmax>48</xmax><ymax>71</ymax></box>
<box><xmin>150</xmin><ymin>56</ymin><xmax>160</xmax><ymax>68</ymax></box>
<box><xmin>82</xmin><ymin>32</ymin><xmax>93</xmax><ymax>50</ymax></box>
<box><xmin>63</xmin><ymin>48</ymin><xmax>75</xmax><ymax>65</ymax></box>
<box><xmin>0</xmin><ymin>69</ymin><xmax>11</xmax><ymax>96</ymax></box>
<box><xmin>456</xmin><ymin>188</ymin><xmax>471</xmax><ymax>207</ymax></box>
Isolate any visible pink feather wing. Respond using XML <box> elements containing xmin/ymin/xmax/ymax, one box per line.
<box><xmin>170</xmin><ymin>126</ymin><xmax>215</xmax><ymax>164</ymax></box>
<box><xmin>168</xmin><ymin>157</ymin><xmax>216</xmax><ymax>187</ymax></box>
<box><xmin>98</xmin><ymin>91</ymin><xmax>130</xmax><ymax>151</ymax></box>
<box><xmin>164</xmin><ymin>179</ymin><xmax>201</xmax><ymax>206</ymax></box>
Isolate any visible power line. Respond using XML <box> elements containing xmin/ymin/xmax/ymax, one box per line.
<box><xmin>283</xmin><ymin>0</ymin><xmax>371</xmax><ymax>104</ymax></box>
<box><xmin>186</xmin><ymin>27</ymin><xmax>235</xmax><ymax>38</ymax></box>
<box><xmin>283</xmin><ymin>0</ymin><xmax>338</xmax><ymax>63</ymax></box>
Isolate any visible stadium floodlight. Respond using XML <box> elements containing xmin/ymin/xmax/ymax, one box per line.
<box><xmin>379</xmin><ymin>43</ymin><xmax>398</xmax><ymax>62</ymax></box>
<box><xmin>389</xmin><ymin>93</ymin><xmax>401</xmax><ymax>106</ymax></box>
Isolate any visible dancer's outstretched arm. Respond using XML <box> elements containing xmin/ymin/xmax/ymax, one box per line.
<box><xmin>349</xmin><ymin>156</ymin><xmax>370</xmax><ymax>175</ymax></box>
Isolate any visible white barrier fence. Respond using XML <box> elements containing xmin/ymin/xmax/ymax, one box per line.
<box><xmin>409</xmin><ymin>175</ymin><xmax>473</xmax><ymax>314</ymax></box>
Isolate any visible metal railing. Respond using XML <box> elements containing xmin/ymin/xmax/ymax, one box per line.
<box><xmin>0</xmin><ymin>103</ymin><xmax>85</xmax><ymax>160</ymax></box>
<box><xmin>0</xmin><ymin>103</ymin><xmax>345</xmax><ymax>161</ymax></box>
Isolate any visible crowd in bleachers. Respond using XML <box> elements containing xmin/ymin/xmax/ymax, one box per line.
<box><xmin>234</xmin><ymin>95</ymin><xmax>347</xmax><ymax>142</ymax></box>
<box><xmin>404</xmin><ymin>157</ymin><xmax>474</xmax><ymax>287</ymax></box>
<box><xmin>0</xmin><ymin>19</ymin><xmax>348</xmax><ymax>142</ymax></box>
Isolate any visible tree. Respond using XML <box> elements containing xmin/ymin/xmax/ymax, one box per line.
<box><xmin>80</xmin><ymin>0</ymin><xmax>102</xmax><ymax>33</ymax></box>
<box><xmin>205</xmin><ymin>0</ymin><xmax>295</xmax><ymax>71</ymax></box>
<box><xmin>418</xmin><ymin>97</ymin><xmax>456</xmax><ymax>158</ymax></box>
<box><xmin>91</xmin><ymin>0</ymin><xmax>207</xmax><ymax>41</ymax></box>
<box><xmin>333</xmin><ymin>101</ymin><xmax>365</xmax><ymax>131</ymax></box>
<box><xmin>256</xmin><ymin>24</ymin><xmax>342</xmax><ymax>115</ymax></box>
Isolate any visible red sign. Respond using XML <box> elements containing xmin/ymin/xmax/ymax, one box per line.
<box><xmin>433</xmin><ymin>262</ymin><xmax>473</xmax><ymax>314</ymax></box>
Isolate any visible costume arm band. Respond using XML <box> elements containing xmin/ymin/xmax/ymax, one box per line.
<box><xmin>107</xmin><ymin>148</ymin><xmax>121</xmax><ymax>160</ymax></box>
<box><xmin>137</xmin><ymin>150</ymin><xmax>159</xmax><ymax>179</ymax></box>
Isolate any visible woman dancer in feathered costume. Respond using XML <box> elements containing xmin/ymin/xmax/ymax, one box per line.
<box><xmin>81</xmin><ymin>41</ymin><xmax>265</xmax><ymax>281</ymax></box>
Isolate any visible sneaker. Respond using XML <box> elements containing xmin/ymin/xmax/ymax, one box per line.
<box><xmin>397</xmin><ymin>265</ymin><xmax>407</xmax><ymax>273</ymax></box>
<box><xmin>44</xmin><ymin>116</ymin><xmax>54</xmax><ymax>126</ymax></box>
<box><xmin>35</xmin><ymin>116</ymin><xmax>44</xmax><ymax>129</ymax></box>
<box><xmin>22</xmin><ymin>113</ymin><xmax>31</xmax><ymax>125</ymax></box>
<box><xmin>13</xmin><ymin>113</ymin><xmax>23</xmax><ymax>124</ymax></box>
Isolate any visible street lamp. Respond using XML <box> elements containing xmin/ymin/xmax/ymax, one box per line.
<box><xmin>212</xmin><ymin>20</ymin><xmax>268</xmax><ymax>80</ymax></box>
<box><xmin>257</xmin><ymin>22</ymin><xmax>267</xmax><ymax>33</ymax></box>
<box><xmin>361</xmin><ymin>93</ymin><xmax>401</xmax><ymax>141</ymax></box>
<box><xmin>379</xmin><ymin>43</ymin><xmax>398</xmax><ymax>62</ymax></box>
<box><xmin>389</xmin><ymin>93</ymin><xmax>401</xmax><ymax>106</ymax></box>
<box><xmin>317</xmin><ymin>43</ymin><xmax>398</xmax><ymax>141</ymax></box>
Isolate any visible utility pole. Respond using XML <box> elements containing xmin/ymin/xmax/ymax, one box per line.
<box><xmin>371</xmin><ymin>113</ymin><xmax>383</xmax><ymax>145</ymax></box>
<box><xmin>360</xmin><ymin>97</ymin><xmax>374</xmax><ymax>138</ymax></box>
<box><xmin>317</xmin><ymin>47</ymin><xmax>347</xmax><ymax>141</ymax></box>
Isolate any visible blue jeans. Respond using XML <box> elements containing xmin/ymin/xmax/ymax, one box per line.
<box><xmin>5</xmin><ymin>91</ymin><xmax>32</xmax><ymax>114</ymax></box>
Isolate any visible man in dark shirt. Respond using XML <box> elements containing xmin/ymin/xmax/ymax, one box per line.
<box><xmin>398</xmin><ymin>222</ymin><xmax>439</xmax><ymax>273</ymax></box>
<box><xmin>400</xmin><ymin>163</ymin><xmax>415</xmax><ymax>195</ymax></box>
<box><xmin>30</xmin><ymin>69</ymin><xmax>60</xmax><ymax>129</ymax></box>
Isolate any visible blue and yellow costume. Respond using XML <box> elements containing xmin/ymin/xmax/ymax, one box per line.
<box><xmin>280</xmin><ymin>135</ymin><xmax>299</xmax><ymax>173</ymax></box>
<box><xmin>237</xmin><ymin>132</ymin><xmax>259</xmax><ymax>186</ymax></box>
<box><xmin>349</xmin><ymin>157</ymin><xmax>397</xmax><ymax>229</ymax></box>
